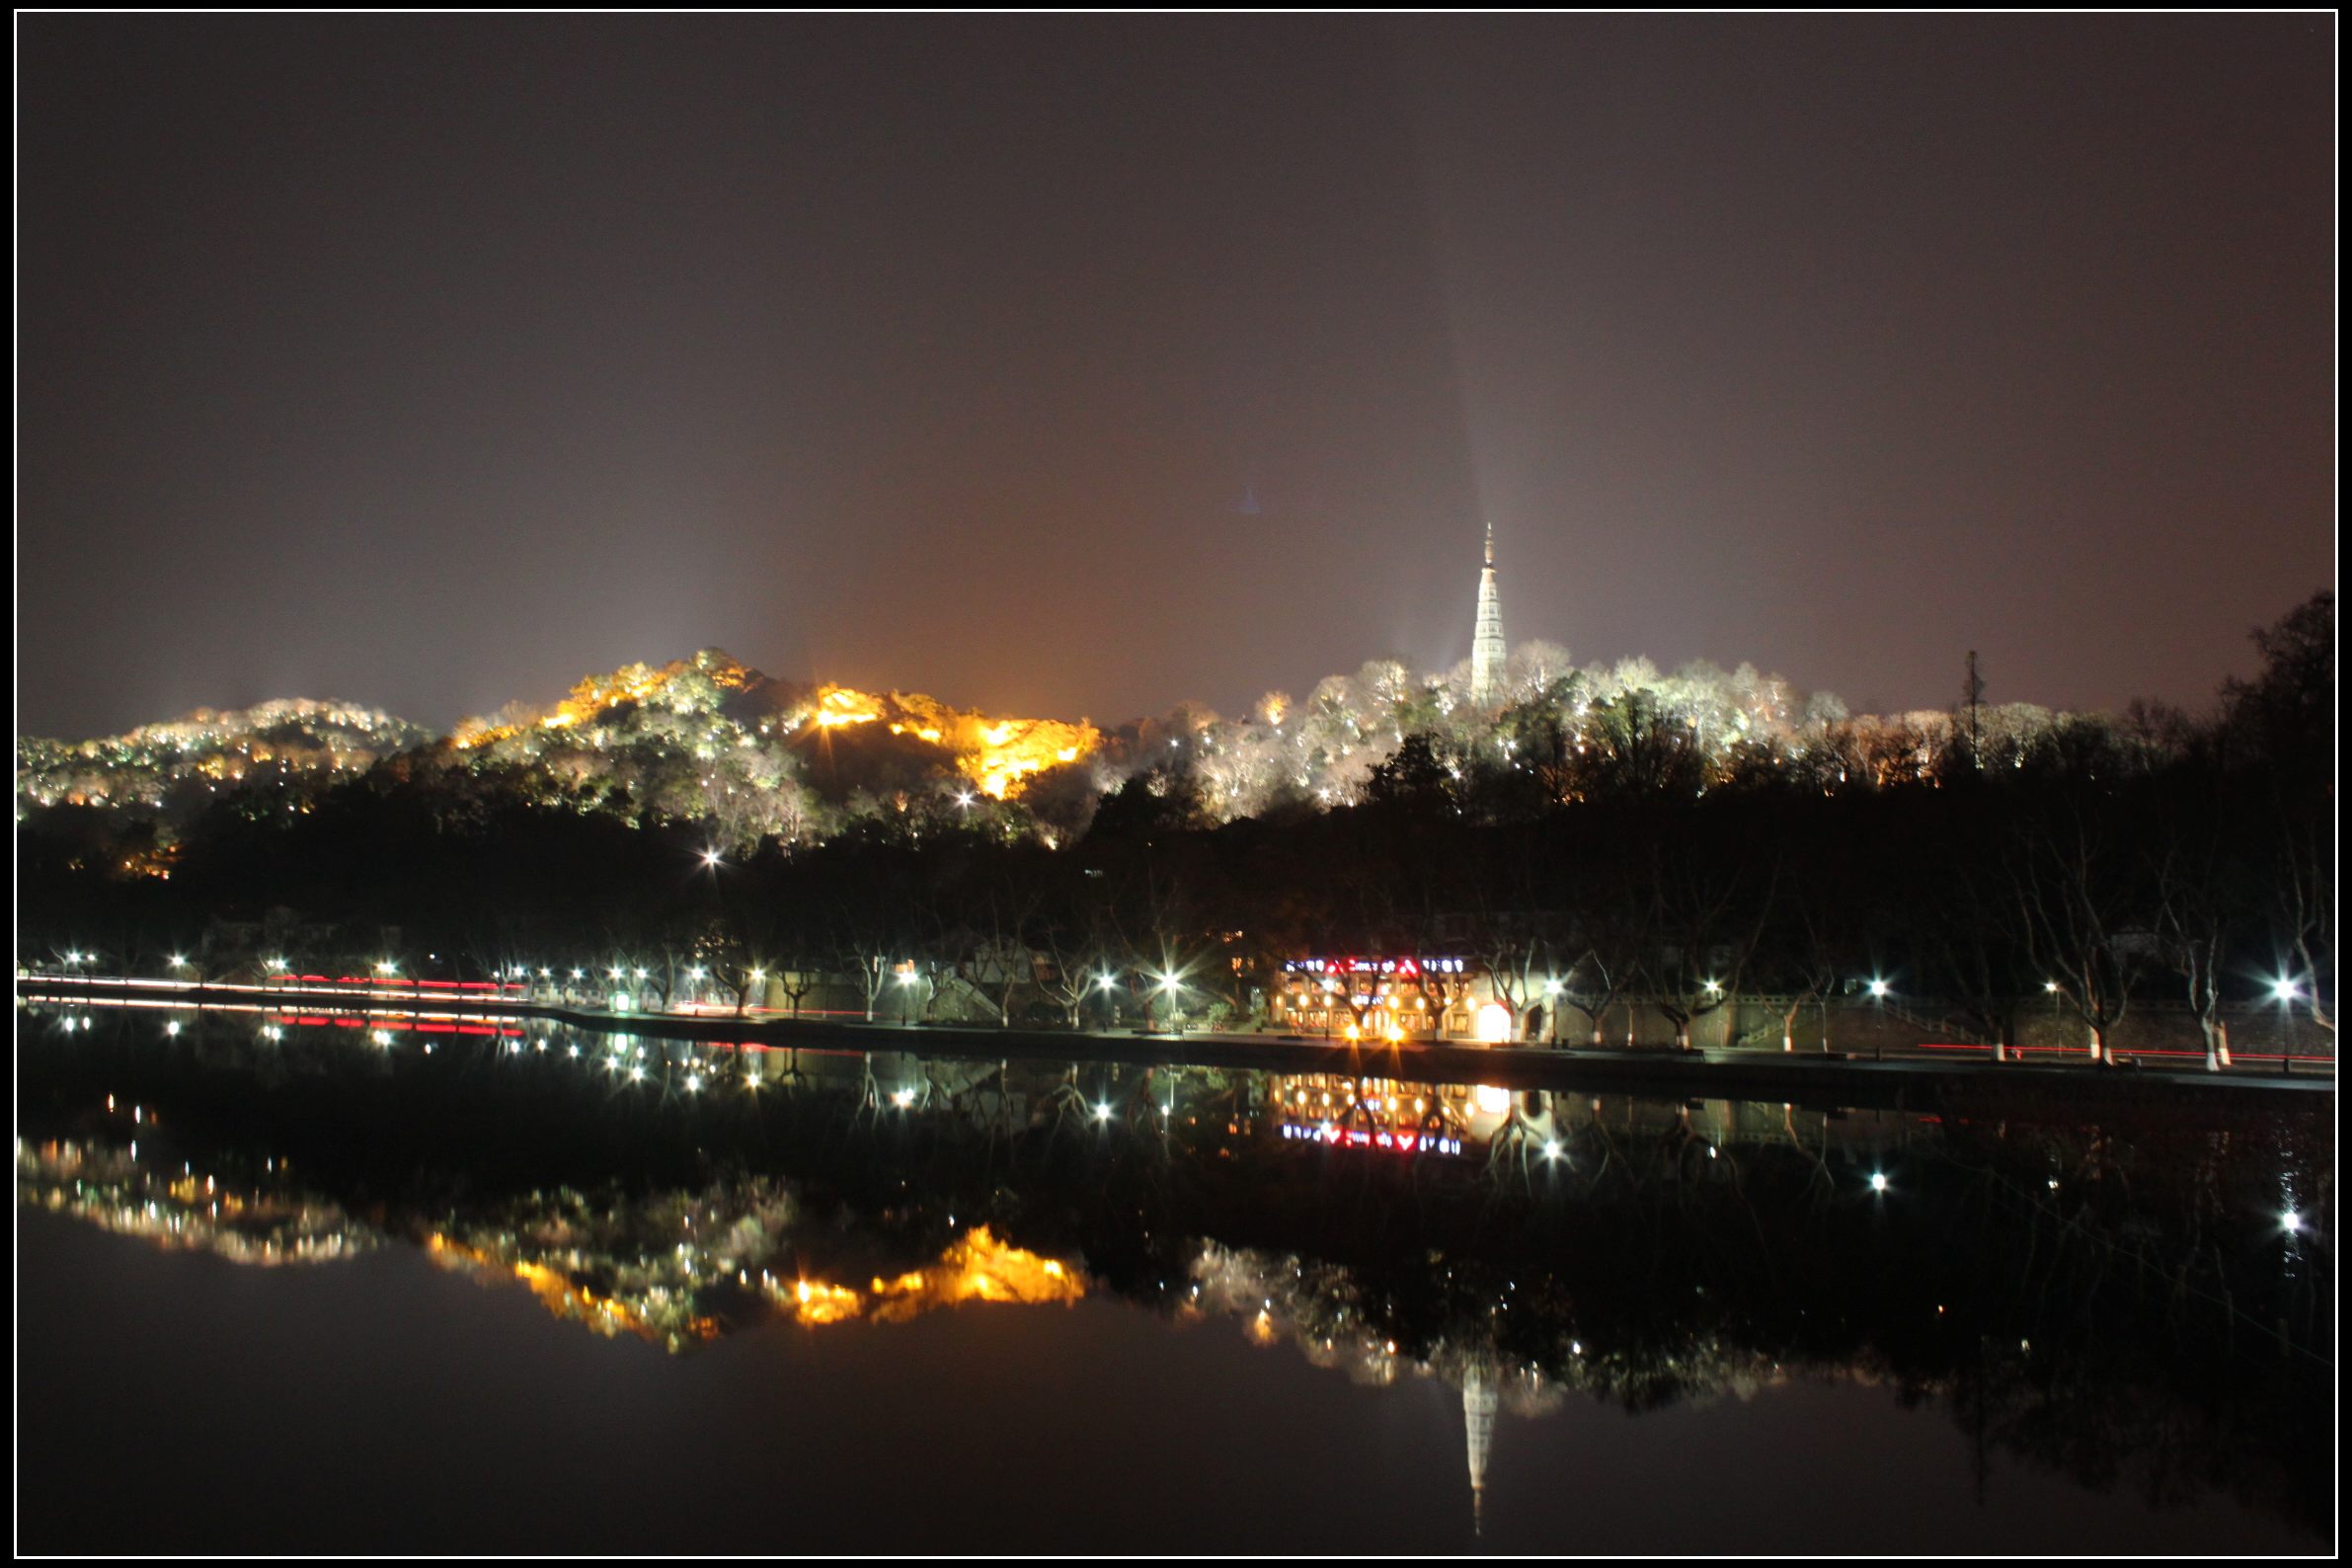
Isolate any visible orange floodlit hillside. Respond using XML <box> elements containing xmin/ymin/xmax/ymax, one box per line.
<box><xmin>802</xmin><ymin>684</ymin><xmax>1098</xmax><ymax>800</ymax></box>
<box><xmin>440</xmin><ymin>650</ymin><xmax>1090</xmax><ymax>802</ymax></box>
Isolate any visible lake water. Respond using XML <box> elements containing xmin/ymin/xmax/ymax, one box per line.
<box><xmin>15</xmin><ymin>1007</ymin><xmax>2333</xmax><ymax>1552</ymax></box>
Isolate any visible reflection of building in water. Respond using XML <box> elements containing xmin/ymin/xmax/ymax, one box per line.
<box><xmin>1250</xmin><ymin>1073</ymin><xmax>1559</xmax><ymax>1160</ymax></box>
<box><xmin>16</xmin><ymin>1138</ymin><xmax>380</xmax><ymax>1267</ymax></box>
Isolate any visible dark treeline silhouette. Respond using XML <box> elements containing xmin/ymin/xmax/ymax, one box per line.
<box><xmin>19</xmin><ymin>595</ymin><xmax>2334</xmax><ymax>1058</ymax></box>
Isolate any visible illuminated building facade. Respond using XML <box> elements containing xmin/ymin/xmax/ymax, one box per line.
<box><xmin>1269</xmin><ymin>955</ymin><xmax>1515</xmax><ymax>1043</ymax></box>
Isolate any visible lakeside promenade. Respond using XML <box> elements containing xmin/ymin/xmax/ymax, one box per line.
<box><xmin>21</xmin><ymin>974</ymin><xmax>2332</xmax><ymax>1109</ymax></box>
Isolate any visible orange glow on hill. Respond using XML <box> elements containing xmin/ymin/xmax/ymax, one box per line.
<box><xmin>784</xmin><ymin>1225</ymin><xmax>1085</xmax><ymax>1327</ymax></box>
<box><xmin>804</xmin><ymin>686</ymin><xmax>1097</xmax><ymax>799</ymax></box>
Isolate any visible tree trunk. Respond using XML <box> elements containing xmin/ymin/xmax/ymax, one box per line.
<box><xmin>2203</xmin><ymin>1015</ymin><xmax>2231</xmax><ymax>1072</ymax></box>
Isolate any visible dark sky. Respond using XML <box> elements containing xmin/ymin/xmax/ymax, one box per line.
<box><xmin>18</xmin><ymin>15</ymin><xmax>2335</xmax><ymax>738</ymax></box>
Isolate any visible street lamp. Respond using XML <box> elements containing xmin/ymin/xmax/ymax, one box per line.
<box><xmin>2271</xmin><ymin>977</ymin><xmax>2304</xmax><ymax>1075</ymax></box>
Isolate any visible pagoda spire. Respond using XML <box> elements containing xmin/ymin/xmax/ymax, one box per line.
<box><xmin>1470</xmin><ymin>521</ymin><xmax>1506</xmax><ymax>705</ymax></box>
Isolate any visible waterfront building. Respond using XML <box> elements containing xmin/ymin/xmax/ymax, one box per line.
<box><xmin>1268</xmin><ymin>953</ymin><xmax>1515</xmax><ymax>1041</ymax></box>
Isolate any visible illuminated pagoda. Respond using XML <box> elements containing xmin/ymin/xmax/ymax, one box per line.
<box><xmin>1469</xmin><ymin>521</ymin><xmax>1506</xmax><ymax>706</ymax></box>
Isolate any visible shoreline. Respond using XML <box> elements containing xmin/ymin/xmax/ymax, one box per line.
<box><xmin>19</xmin><ymin>976</ymin><xmax>2332</xmax><ymax>1108</ymax></box>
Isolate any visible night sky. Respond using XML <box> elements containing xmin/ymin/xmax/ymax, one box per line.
<box><xmin>19</xmin><ymin>15</ymin><xmax>2334</xmax><ymax>739</ymax></box>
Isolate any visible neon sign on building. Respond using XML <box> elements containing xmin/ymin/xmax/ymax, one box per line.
<box><xmin>1281</xmin><ymin>956</ymin><xmax>1470</xmax><ymax>978</ymax></box>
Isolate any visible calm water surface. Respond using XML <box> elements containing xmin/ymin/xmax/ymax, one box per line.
<box><xmin>16</xmin><ymin>1008</ymin><xmax>2334</xmax><ymax>1552</ymax></box>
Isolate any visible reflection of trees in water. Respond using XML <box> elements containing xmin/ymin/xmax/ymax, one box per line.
<box><xmin>17</xmin><ymin>1018</ymin><xmax>2331</xmax><ymax>1538</ymax></box>
<box><xmin>18</xmin><ymin>1137</ymin><xmax>382</xmax><ymax>1267</ymax></box>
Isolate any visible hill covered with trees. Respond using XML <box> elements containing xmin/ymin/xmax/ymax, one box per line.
<box><xmin>17</xmin><ymin>594</ymin><xmax>2334</xmax><ymax>1057</ymax></box>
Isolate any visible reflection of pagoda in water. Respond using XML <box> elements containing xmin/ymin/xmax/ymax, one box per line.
<box><xmin>1463</xmin><ymin>1362</ymin><xmax>1497</xmax><ymax>1535</ymax></box>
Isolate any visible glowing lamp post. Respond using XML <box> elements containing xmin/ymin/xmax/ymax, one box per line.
<box><xmin>2272</xmin><ymin>978</ymin><xmax>2303</xmax><ymax>1075</ymax></box>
